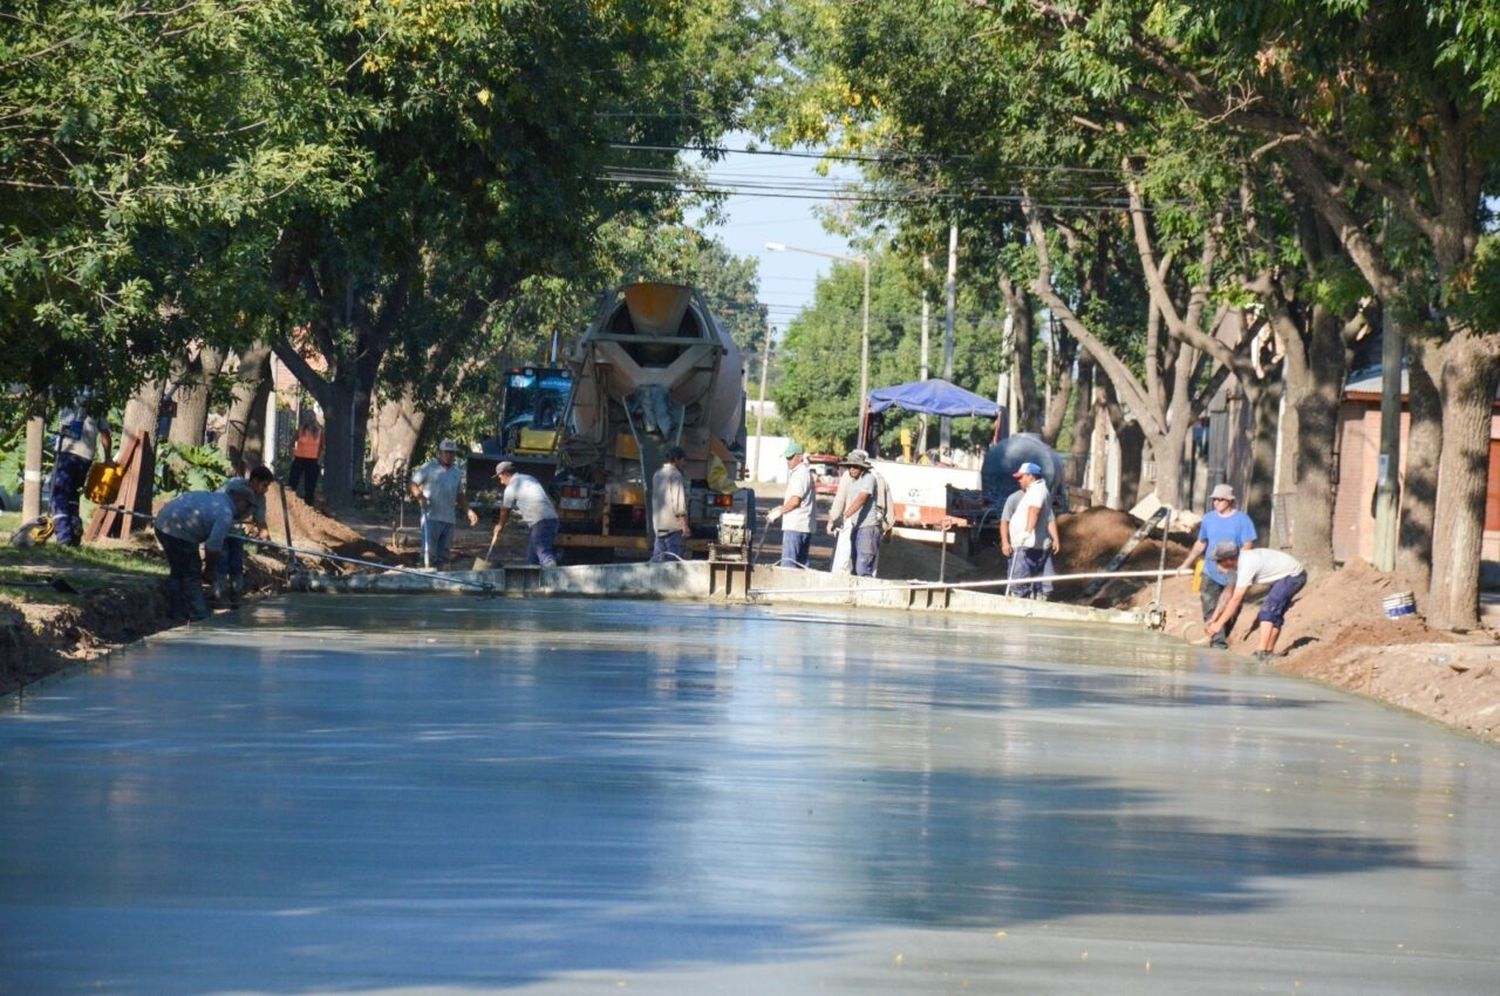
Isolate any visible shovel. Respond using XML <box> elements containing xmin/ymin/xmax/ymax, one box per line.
<box><xmin>473</xmin><ymin>532</ymin><xmax>500</xmax><ymax>571</ymax></box>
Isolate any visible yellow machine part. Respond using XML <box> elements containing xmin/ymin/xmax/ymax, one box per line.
<box><xmin>515</xmin><ymin>429</ymin><xmax>556</xmax><ymax>455</ymax></box>
<box><xmin>614</xmin><ymin>433</ymin><xmax>640</xmax><ymax>461</ymax></box>
<box><xmin>85</xmin><ymin>462</ymin><xmax>123</xmax><ymax>505</ymax></box>
<box><xmin>1192</xmin><ymin>560</ymin><xmax>1204</xmax><ymax>594</ymax></box>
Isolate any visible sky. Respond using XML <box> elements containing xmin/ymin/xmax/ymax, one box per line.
<box><xmin>690</xmin><ymin>138</ymin><xmax>862</xmax><ymax>338</ymax></box>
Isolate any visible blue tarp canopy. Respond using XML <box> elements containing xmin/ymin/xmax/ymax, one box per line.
<box><xmin>867</xmin><ymin>379</ymin><xmax>1002</xmax><ymax>419</ymax></box>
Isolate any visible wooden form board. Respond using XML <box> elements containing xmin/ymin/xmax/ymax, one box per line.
<box><xmin>85</xmin><ymin>430</ymin><xmax>155</xmax><ymax>542</ymax></box>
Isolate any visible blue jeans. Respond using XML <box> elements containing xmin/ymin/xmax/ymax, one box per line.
<box><xmin>222</xmin><ymin>536</ymin><xmax>245</xmax><ymax>579</ymax></box>
<box><xmin>651</xmin><ymin>529</ymin><xmax>686</xmax><ymax>563</ymax></box>
<box><xmin>529</xmin><ymin>518</ymin><xmax>559</xmax><ymax>566</ymax></box>
<box><xmin>851</xmin><ymin>526</ymin><xmax>880</xmax><ymax>577</ymax></box>
<box><xmin>780</xmin><ymin>530</ymin><xmax>810</xmax><ymax>569</ymax></box>
<box><xmin>422</xmin><ymin>517</ymin><xmax>454</xmax><ymax>568</ymax></box>
<box><xmin>48</xmin><ymin>452</ymin><xmax>91</xmax><ymax>546</ymax></box>
<box><xmin>157</xmin><ymin>532</ymin><xmax>208</xmax><ymax>620</ymax></box>
<box><xmin>1007</xmin><ymin>546</ymin><xmax>1051</xmax><ymax>599</ymax></box>
<box><xmin>1257</xmin><ymin>572</ymin><xmax>1307</xmax><ymax>628</ymax></box>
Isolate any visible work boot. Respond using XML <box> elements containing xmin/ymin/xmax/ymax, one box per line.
<box><xmin>225</xmin><ymin>576</ymin><xmax>243</xmax><ymax>608</ymax></box>
<box><xmin>1252</xmin><ymin>650</ymin><xmax>1274</xmax><ymax>663</ymax></box>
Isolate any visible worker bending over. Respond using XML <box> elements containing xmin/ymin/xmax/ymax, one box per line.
<box><xmin>216</xmin><ymin>466</ymin><xmax>275</xmax><ymax>607</ymax></box>
<box><xmin>154</xmin><ymin>480</ymin><xmax>256</xmax><ymax>621</ymax></box>
<box><xmin>1177</xmin><ymin>483</ymin><xmax>1256</xmax><ymax>649</ymax></box>
<box><xmin>1205</xmin><ymin>541</ymin><xmax>1308</xmax><ymax>661</ymax></box>
<box><xmin>493</xmin><ymin>461</ymin><xmax>559</xmax><ymax>566</ymax></box>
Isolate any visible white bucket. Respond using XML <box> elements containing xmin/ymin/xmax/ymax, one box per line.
<box><xmin>1382</xmin><ymin>591</ymin><xmax>1416</xmax><ymax>619</ymax></box>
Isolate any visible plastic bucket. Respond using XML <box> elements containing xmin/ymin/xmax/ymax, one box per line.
<box><xmin>1382</xmin><ymin>591</ymin><xmax>1416</xmax><ymax>619</ymax></box>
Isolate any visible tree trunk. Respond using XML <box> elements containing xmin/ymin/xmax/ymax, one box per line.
<box><xmin>220</xmin><ymin>342</ymin><xmax>273</xmax><ymax>473</ymax></box>
<box><xmin>1426</xmin><ymin>331</ymin><xmax>1500</xmax><ymax>630</ymax></box>
<box><xmin>1290</xmin><ymin>307</ymin><xmax>1348</xmax><ymax>571</ymax></box>
<box><xmin>1115</xmin><ymin>421</ymin><xmax>1145</xmax><ymax>510</ymax></box>
<box><xmin>122</xmin><ymin>380</ymin><xmax>163</xmax><ymax>441</ymax></box>
<box><xmin>168</xmin><ymin>345</ymin><xmax>226</xmax><ymax>448</ymax></box>
<box><xmin>1245</xmin><ymin>377</ymin><xmax>1282</xmax><ymax>541</ymax></box>
<box><xmin>320</xmin><ymin>378</ymin><xmax>358</xmax><ymax>510</ymax></box>
<box><xmin>1040</xmin><ymin>333</ymin><xmax>1077</xmax><ymax>446</ymax></box>
<box><xmin>1067</xmin><ymin>355</ymin><xmax>1095</xmax><ymax>490</ymax></box>
<box><xmin>369</xmin><ymin>390</ymin><xmax>426</xmax><ymax>484</ymax></box>
<box><xmin>1000</xmin><ymin>274</ymin><xmax>1039</xmax><ymax>433</ymax></box>
<box><xmin>1397</xmin><ymin>336</ymin><xmax>1443</xmax><ymax>589</ymax></box>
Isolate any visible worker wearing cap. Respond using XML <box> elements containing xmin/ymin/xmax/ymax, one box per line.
<box><xmin>766</xmin><ymin>440</ymin><xmax>815</xmax><ymax>568</ymax></box>
<box><xmin>649</xmin><ymin>446</ymin><xmax>690</xmax><ymax>563</ymax></box>
<box><xmin>216</xmin><ymin>465</ymin><xmax>275</xmax><ymax>607</ymax></box>
<box><xmin>1005</xmin><ymin>461</ymin><xmax>1052</xmax><ymax>598</ymax></box>
<box><xmin>154</xmin><ymin>480</ymin><xmax>256</xmax><ymax>621</ymax></box>
<box><xmin>1178</xmin><ymin>483</ymin><xmax>1256</xmax><ymax>649</ymax></box>
<box><xmin>410</xmin><ymin>439</ymin><xmax>478</xmax><ymax>569</ymax></box>
<box><xmin>1206</xmin><ymin>542</ymin><xmax>1307</xmax><ymax>660</ymax></box>
<box><xmin>1000</xmin><ymin>481</ymin><xmax>1060</xmax><ymax>598</ymax></box>
<box><xmin>829</xmin><ymin>450</ymin><xmax>881</xmax><ymax>577</ymax></box>
<box><xmin>49</xmin><ymin>394</ymin><xmax>112</xmax><ymax>546</ymax></box>
<box><xmin>494</xmin><ymin>461</ymin><xmax>559</xmax><ymax>566</ymax></box>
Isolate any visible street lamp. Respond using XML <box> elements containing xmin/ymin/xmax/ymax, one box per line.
<box><xmin>765</xmin><ymin>242</ymin><xmax>871</xmax><ymax>448</ymax></box>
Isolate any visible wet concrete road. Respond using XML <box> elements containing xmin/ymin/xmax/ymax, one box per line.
<box><xmin>3</xmin><ymin>596</ymin><xmax>1499</xmax><ymax>994</ymax></box>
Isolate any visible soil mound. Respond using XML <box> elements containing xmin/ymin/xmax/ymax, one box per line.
<box><xmin>1053</xmin><ymin>507</ymin><xmax>1192</xmax><ymax>606</ymax></box>
<box><xmin>262</xmin><ymin>485</ymin><xmax>394</xmax><ymax>566</ymax></box>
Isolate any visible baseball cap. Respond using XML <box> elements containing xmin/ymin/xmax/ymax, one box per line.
<box><xmin>782</xmin><ymin>440</ymin><xmax>805</xmax><ymax>458</ymax></box>
<box><xmin>438</xmin><ymin>439</ymin><xmax>459</xmax><ymax>453</ymax></box>
<box><xmin>494</xmin><ymin>460</ymin><xmax>516</xmax><ymax>477</ymax></box>
<box><xmin>1211</xmin><ymin>540</ymin><xmax>1241</xmax><ymax>562</ymax></box>
<box><xmin>1012</xmin><ymin>461</ymin><xmax>1042</xmax><ymax>479</ymax></box>
<box><xmin>1210</xmin><ymin>483</ymin><xmax>1236</xmax><ymax>501</ymax></box>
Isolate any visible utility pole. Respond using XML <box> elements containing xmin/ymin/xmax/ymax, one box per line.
<box><xmin>919</xmin><ymin>254</ymin><xmax>932</xmax><ymax>454</ymax></box>
<box><xmin>940</xmin><ymin>222</ymin><xmax>958</xmax><ymax>451</ymax></box>
<box><xmin>1372</xmin><ymin>300</ymin><xmax>1402</xmax><ymax>571</ymax></box>
<box><xmin>752</xmin><ymin>320</ymin><xmax>773</xmax><ymax>482</ymax></box>
<box><xmin>22</xmin><ymin>411</ymin><xmax>45</xmax><ymax>522</ymax></box>
<box><xmin>996</xmin><ymin>309</ymin><xmax>1013</xmax><ymax>437</ymax></box>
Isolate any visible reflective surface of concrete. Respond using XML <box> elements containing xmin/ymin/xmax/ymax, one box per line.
<box><xmin>3</xmin><ymin>596</ymin><xmax>1499</xmax><ymax>993</ymax></box>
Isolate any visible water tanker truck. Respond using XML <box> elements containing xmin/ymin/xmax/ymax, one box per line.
<box><xmin>550</xmin><ymin>283</ymin><xmax>749</xmax><ymax>557</ymax></box>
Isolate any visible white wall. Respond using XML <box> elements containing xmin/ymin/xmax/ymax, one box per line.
<box><xmin>746</xmin><ymin>435</ymin><xmax>792</xmax><ymax>483</ymax></box>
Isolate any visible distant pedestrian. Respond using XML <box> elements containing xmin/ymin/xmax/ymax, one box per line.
<box><xmin>217</xmin><ymin>466</ymin><xmax>275</xmax><ymax>606</ymax></box>
<box><xmin>767</xmin><ymin>441</ymin><xmax>814</xmax><ymax>568</ymax></box>
<box><xmin>49</xmin><ymin>394</ymin><xmax>112</xmax><ymax>546</ymax></box>
<box><xmin>1205</xmin><ymin>542</ymin><xmax>1308</xmax><ymax>660</ymax></box>
<box><xmin>650</xmin><ymin>446</ymin><xmax>690</xmax><ymax>563</ymax></box>
<box><xmin>1004</xmin><ymin>461</ymin><xmax>1052</xmax><ymax>598</ymax></box>
<box><xmin>494</xmin><ymin>461</ymin><xmax>559</xmax><ymax>566</ymax></box>
<box><xmin>1178</xmin><ymin>483</ymin><xmax>1256</xmax><ymax>649</ymax></box>
<box><xmin>830</xmin><ymin>450</ymin><xmax>880</xmax><ymax>577</ymax></box>
<box><xmin>410</xmin><ymin>439</ymin><xmax>478</xmax><ymax>569</ymax></box>
<box><xmin>154</xmin><ymin>480</ymin><xmax>256</xmax><ymax>621</ymax></box>
<box><xmin>287</xmin><ymin>413</ymin><xmax>323</xmax><ymax>504</ymax></box>
<box><xmin>1000</xmin><ymin>480</ymin><xmax>1060</xmax><ymax>598</ymax></box>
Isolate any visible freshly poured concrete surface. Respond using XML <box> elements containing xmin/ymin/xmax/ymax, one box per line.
<box><xmin>3</xmin><ymin>597</ymin><xmax>1498</xmax><ymax>994</ymax></box>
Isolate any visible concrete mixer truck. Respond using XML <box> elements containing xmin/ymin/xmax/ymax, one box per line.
<box><xmin>550</xmin><ymin>283</ymin><xmax>750</xmax><ymax>558</ymax></box>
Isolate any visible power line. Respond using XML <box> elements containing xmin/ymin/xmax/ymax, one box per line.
<box><xmin>609</xmin><ymin>142</ymin><xmax>1124</xmax><ymax>176</ymax></box>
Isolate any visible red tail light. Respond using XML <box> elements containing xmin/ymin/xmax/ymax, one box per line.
<box><xmin>561</xmin><ymin>485</ymin><xmax>586</xmax><ymax>498</ymax></box>
<box><xmin>710</xmin><ymin>493</ymin><xmax>732</xmax><ymax>507</ymax></box>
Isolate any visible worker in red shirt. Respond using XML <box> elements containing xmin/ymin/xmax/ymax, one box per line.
<box><xmin>287</xmin><ymin>413</ymin><xmax>323</xmax><ymax>504</ymax></box>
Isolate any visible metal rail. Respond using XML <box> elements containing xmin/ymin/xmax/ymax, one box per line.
<box><xmin>748</xmin><ymin>566</ymin><xmax>1191</xmax><ymax>598</ymax></box>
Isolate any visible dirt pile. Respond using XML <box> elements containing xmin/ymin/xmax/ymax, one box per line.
<box><xmin>1053</xmin><ymin>507</ymin><xmax>1192</xmax><ymax>606</ymax></box>
<box><xmin>262</xmin><ymin>485</ymin><xmax>394</xmax><ymax>566</ymax></box>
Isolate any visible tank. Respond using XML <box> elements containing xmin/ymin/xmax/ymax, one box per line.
<box><xmin>553</xmin><ymin>283</ymin><xmax>748</xmax><ymax>554</ymax></box>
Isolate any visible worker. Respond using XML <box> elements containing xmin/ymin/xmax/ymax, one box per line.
<box><xmin>216</xmin><ymin>466</ymin><xmax>275</xmax><ymax>607</ymax></box>
<box><xmin>826</xmin><ymin>448</ymin><xmax>891</xmax><ymax>574</ymax></box>
<box><xmin>1205</xmin><ymin>541</ymin><xmax>1308</xmax><ymax>661</ymax></box>
<box><xmin>1177</xmin><ymin>483</ymin><xmax>1256</xmax><ymax>649</ymax></box>
<box><xmin>1000</xmin><ymin>479</ymin><xmax>1061</xmax><ymax>599</ymax></box>
<box><xmin>766</xmin><ymin>441</ymin><xmax>814</xmax><ymax>569</ymax></box>
<box><xmin>154</xmin><ymin>479</ymin><xmax>256</xmax><ymax>621</ymax></box>
<box><xmin>650</xmin><ymin>446</ymin><xmax>690</xmax><ymax>563</ymax></box>
<box><xmin>493</xmin><ymin>461</ymin><xmax>559</xmax><ymax>566</ymax></box>
<box><xmin>1004</xmin><ymin>461</ymin><xmax>1052</xmax><ymax>598</ymax></box>
<box><xmin>287</xmin><ymin>412</ymin><xmax>323</xmax><ymax>504</ymax></box>
<box><xmin>409</xmin><ymin>439</ymin><xmax>478</xmax><ymax>570</ymax></box>
<box><xmin>829</xmin><ymin>450</ymin><xmax>882</xmax><ymax>576</ymax></box>
<box><xmin>49</xmin><ymin>393</ymin><xmax>112</xmax><ymax>546</ymax></box>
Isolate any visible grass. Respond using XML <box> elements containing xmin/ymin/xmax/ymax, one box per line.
<box><xmin>0</xmin><ymin>509</ymin><xmax>165</xmax><ymax>604</ymax></box>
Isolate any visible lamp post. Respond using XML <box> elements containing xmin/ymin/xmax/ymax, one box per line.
<box><xmin>766</xmin><ymin>242</ymin><xmax>871</xmax><ymax>449</ymax></box>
